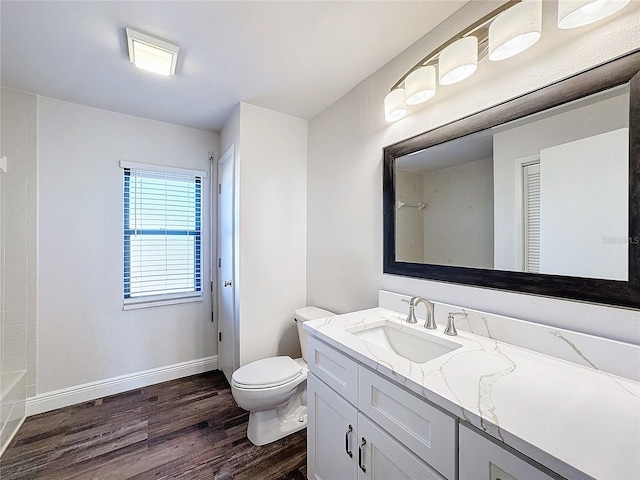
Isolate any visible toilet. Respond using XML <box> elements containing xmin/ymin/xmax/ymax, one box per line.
<box><xmin>231</xmin><ymin>306</ymin><xmax>334</xmax><ymax>446</ymax></box>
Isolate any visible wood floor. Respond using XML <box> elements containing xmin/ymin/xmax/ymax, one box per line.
<box><xmin>0</xmin><ymin>371</ymin><xmax>307</xmax><ymax>480</ymax></box>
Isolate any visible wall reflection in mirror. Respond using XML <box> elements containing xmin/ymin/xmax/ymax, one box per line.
<box><xmin>395</xmin><ymin>84</ymin><xmax>630</xmax><ymax>281</ymax></box>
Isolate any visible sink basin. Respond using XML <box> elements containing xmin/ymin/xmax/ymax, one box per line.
<box><xmin>349</xmin><ymin>322</ymin><xmax>461</xmax><ymax>364</ymax></box>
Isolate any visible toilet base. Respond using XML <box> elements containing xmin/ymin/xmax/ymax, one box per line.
<box><xmin>246</xmin><ymin>396</ymin><xmax>307</xmax><ymax>446</ymax></box>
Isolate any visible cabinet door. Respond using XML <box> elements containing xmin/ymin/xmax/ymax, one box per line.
<box><xmin>357</xmin><ymin>413</ymin><xmax>445</xmax><ymax>480</ymax></box>
<box><xmin>459</xmin><ymin>424</ymin><xmax>557</xmax><ymax>480</ymax></box>
<box><xmin>308</xmin><ymin>373</ymin><xmax>358</xmax><ymax>480</ymax></box>
<box><xmin>359</xmin><ymin>366</ymin><xmax>456</xmax><ymax>479</ymax></box>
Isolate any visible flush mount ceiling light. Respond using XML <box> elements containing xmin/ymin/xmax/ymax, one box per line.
<box><xmin>383</xmin><ymin>0</ymin><xmax>631</xmax><ymax>122</ymax></box>
<box><xmin>126</xmin><ymin>28</ymin><xmax>179</xmax><ymax>76</ymax></box>
<box><xmin>489</xmin><ymin>0</ymin><xmax>542</xmax><ymax>61</ymax></box>
<box><xmin>557</xmin><ymin>0</ymin><xmax>631</xmax><ymax>29</ymax></box>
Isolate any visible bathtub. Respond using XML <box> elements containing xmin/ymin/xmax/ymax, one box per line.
<box><xmin>0</xmin><ymin>371</ymin><xmax>26</xmax><ymax>457</ymax></box>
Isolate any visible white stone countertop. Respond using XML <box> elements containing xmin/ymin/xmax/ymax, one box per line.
<box><xmin>304</xmin><ymin>307</ymin><xmax>640</xmax><ymax>480</ymax></box>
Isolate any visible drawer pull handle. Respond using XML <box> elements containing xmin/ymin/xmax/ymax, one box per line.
<box><xmin>345</xmin><ymin>425</ymin><xmax>353</xmax><ymax>458</ymax></box>
<box><xmin>359</xmin><ymin>437</ymin><xmax>367</xmax><ymax>473</ymax></box>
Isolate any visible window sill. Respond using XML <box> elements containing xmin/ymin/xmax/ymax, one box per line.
<box><xmin>123</xmin><ymin>293</ymin><xmax>203</xmax><ymax>311</ymax></box>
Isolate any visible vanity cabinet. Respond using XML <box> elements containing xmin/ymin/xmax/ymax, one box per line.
<box><xmin>308</xmin><ymin>374</ymin><xmax>444</xmax><ymax>480</ymax></box>
<box><xmin>459</xmin><ymin>424</ymin><xmax>557</xmax><ymax>480</ymax></box>
<box><xmin>307</xmin><ymin>336</ymin><xmax>454</xmax><ymax>480</ymax></box>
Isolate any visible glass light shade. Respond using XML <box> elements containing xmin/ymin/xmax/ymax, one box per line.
<box><xmin>126</xmin><ymin>28</ymin><xmax>179</xmax><ymax>76</ymax></box>
<box><xmin>438</xmin><ymin>36</ymin><xmax>478</xmax><ymax>85</ymax></box>
<box><xmin>558</xmin><ymin>0</ymin><xmax>631</xmax><ymax>29</ymax></box>
<box><xmin>404</xmin><ymin>66</ymin><xmax>437</xmax><ymax>105</ymax></box>
<box><xmin>384</xmin><ymin>89</ymin><xmax>407</xmax><ymax>122</ymax></box>
<box><xmin>489</xmin><ymin>0</ymin><xmax>542</xmax><ymax>61</ymax></box>
<box><xmin>130</xmin><ymin>40</ymin><xmax>175</xmax><ymax>76</ymax></box>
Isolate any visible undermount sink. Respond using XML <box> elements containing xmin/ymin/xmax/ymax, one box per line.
<box><xmin>349</xmin><ymin>321</ymin><xmax>461</xmax><ymax>364</ymax></box>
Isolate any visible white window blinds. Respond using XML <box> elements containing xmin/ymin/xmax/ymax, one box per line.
<box><xmin>123</xmin><ymin>164</ymin><xmax>203</xmax><ymax>305</ymax></box>
<box><xmin>523</xmin><ymin>162</ymin><xmax>541</xmax><ymax>274</ymax></box>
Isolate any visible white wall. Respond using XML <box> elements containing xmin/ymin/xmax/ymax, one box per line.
<box><xmin>38</xmin><ymin>97</ymin><xmax>219</xmax><ymax>394</ymax></box>
<box><xmin>307</xmin><ymin>1</ymin><xmax>640</xmax><ymax>344</ymax></box>
<box><xmin>422</xmin><ymin>158</ymin><xmax>493</xmax><ymax>269</ymax></box>
<box><xmin>395</xmin><ymin>169</ymin><xmax>424</xmax><ymax>262</ymax></box>
<box><xmin>221</xmin><ymin>102</ymin><xmax>308</xmax><ymax>367</ymax></box>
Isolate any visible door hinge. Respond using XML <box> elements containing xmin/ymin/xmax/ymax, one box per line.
<box><xmin>210</xmin><ymin>281</ymin><xmax>213</xmax><ymax>292</ymax></box>
<box><xmin>218</xmin><ymin>332</ymin><xmax>222</xmax><ymax>341</ymax></box>
<box><xmin>218</xmin><ymin>184</ymin><xmax>221</xmax><ymax>194</ymax></box>
<box><xmin>218</xmin><ymin>258</ymin><xmax>221</xmax><ymax>268</ymax></box>
<box><xmin>211</xmin><ymin>312</ymin><xmax>214</xmax><ymax>323</ymax></box>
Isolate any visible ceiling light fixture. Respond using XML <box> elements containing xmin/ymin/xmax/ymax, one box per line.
<box><xmin>557</xmin><ymin>0</ymin><xmax>631</xmax><ymax>29</ymax></box>
<box><xmin>384</xmin><ymin>0</ymin><xmax>631</xmax><ymax>122</ymax></box>
<box><xmin>126</xmin><ymin>28</ymin><xmax>179</xmax><ymax>76</ymax></box>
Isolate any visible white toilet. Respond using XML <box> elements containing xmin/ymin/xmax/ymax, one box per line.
<box><xmin>231</xmin><ymin>306</ymin><xmax>334</xmax><ymax>446</ymax></box>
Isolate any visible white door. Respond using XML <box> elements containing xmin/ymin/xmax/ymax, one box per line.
<box><xmin>217</xmin><ymin>145</ymin><xmax>237</xmax><ymax>383</ymax></box>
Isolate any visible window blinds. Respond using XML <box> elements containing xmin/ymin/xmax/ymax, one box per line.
<box><xmin>123</xmin><ymin>166</ymin><xmax>202</xmax><ymax>303</ymax></box>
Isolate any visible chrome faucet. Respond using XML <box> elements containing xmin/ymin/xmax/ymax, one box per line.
<box><xmin>405</xmin><ymin>296</ymin><xmax>436</xmax><ymax>330</ymax></box>
<box><xmin>444</xmin><ymin>311</ymin><xmax>468</xmax><ymax>336</ymax></box>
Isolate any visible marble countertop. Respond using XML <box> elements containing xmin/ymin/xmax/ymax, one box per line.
<box><xmin>304</xmin><ymin>307</ymin><xmax>640</xmax><ymax>480</ymax></box>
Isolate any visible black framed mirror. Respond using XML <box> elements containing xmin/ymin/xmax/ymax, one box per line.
<box><xmin>383</xmin><ymin>50</ymin><xmax>640</xmax><ymax>309</ymax></box>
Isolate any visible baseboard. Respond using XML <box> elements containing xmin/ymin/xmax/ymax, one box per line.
<box><xmin>26</xmin><ymin>356</ymin><xmax>218</xmax><ymax>416</ymax></box>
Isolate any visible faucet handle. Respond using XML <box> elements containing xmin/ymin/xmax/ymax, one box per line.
<box><xmin>444</xmin><ymin>312</ymin><xmax>468</xmax><ymax>336</ymax></box>
<box><xmin>401</xmin><ymin>298</ymin><xmax>417</xmax><ymax>324</ymax></box>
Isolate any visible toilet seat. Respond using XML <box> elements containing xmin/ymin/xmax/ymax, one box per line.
<box><xmin>232</xmin><ymin>356</ymin><xmax>303</xmax><ymax>389</ymax></box>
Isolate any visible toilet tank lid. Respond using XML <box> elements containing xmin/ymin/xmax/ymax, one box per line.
<box><xmin>294</xmin><ymin>306</ymin><xmax>335</xmax><ymax>322</ymax></box>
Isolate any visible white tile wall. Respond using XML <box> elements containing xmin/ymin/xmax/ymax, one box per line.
<box><xmin>0</xmin><ymin>87</ymin><xmax>37</xmax><ymax>453</ymax></box>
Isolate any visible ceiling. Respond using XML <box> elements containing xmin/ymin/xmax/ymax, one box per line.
<box><xmin>0</xmin><ymin>1</ymin><xmax>468</xmax><ymax>132</ymax></box>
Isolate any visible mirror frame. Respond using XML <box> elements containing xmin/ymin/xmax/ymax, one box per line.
<box><xmin>383</xmin><ymin>50</ymin><xmax>640</xmax><ymax>310</ymax></box>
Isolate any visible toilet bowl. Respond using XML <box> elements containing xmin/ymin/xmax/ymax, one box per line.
<box><xmin>231</xmin><ymin>306</ymin><xmax>334</xmax><ymax>446</ymax></box>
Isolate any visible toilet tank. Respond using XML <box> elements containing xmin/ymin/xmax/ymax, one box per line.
<box><xmin>294</xmin><ymin>307</ymin><xmax>335</xmax><ymax>362</ymax></box>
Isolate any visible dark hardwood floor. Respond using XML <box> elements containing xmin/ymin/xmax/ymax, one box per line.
<box><xmin>0</xmin><ymin>371</ymin><xmax>307</xmax><ymax>480</ymax></box>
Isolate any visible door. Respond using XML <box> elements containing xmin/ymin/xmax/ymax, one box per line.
<box><xmin>217</xmin><ymin>145</ymin><xmax>237</xmax><ymax>382</ymax></box>
<box><xmin>307</xmin><ymin>373</ymin><xmax>358</xmax><ymax>480</ymax></box>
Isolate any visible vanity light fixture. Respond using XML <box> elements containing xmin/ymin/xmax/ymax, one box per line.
<box><xmin>405</xmin><ymin>66</ymin><xmax>437</xmax><ymax>105</ymax></box>
<box><xmin>438</xmin><ymin>36</ymin><xmax>478</xmax><ymax>85</ymax></box>
<box><xmin>384</xmin><ymin>0</ymin><xmax>631</xmax><ymax>122</ymax></box>
<box><xmin>384</xmin><ymin>88</ymin><xmax>408</xmax><ymax>122</ymax></box>
<box><xmin>489</xmin><ymin>0</ymin><xmax>542</xmax><ymax>61</ymax></box>
<box><xmin>126</xmin><ymin>28</ymin><xmax>179</xmax><ymax>76</ymax></box>
<box><xmin>557</xmin><ymin>0</ymin><xmax>631</xmax><ymax>29</ymax></box>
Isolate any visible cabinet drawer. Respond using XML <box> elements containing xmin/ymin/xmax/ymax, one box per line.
<box><xmin>308</xmin><ymin>336</ymin><xmax>358</xmax><ymax>405</ymax></box>
<box><xmin>358</xmin><ymin>366</ymin><xmax>457</xmax><ymax>480</ymax></box>
<box><xmin>459</xmin><ymin>423</ymin><xmax>557</xmax><ymax>480</ymax></box>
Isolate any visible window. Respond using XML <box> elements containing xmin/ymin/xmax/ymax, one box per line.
<box><xmin>121</xmin><ymin>162</ymin><xmax>206</xmax><ymax>308</ymax></box>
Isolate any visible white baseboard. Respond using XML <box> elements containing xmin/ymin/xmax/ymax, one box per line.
<box><xmin>26</xmin><ymin>356</ymin><xmax>218</xmax><ymax>416</ymax></box>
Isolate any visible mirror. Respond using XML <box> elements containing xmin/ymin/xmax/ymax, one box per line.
<box><xmin>383</xmin><ymin>51</ymin><xmax>640</xmax><ymax>309</ymax></box>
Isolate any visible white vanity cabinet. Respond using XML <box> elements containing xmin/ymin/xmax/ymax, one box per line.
<box><xmin>307</xmin><ymin>336</ymin><xmax>454</xmax><ymax>480</ymax></box>
<box><xmin>459</xmin><ymin>424</ymin><xmax>557</xmax><ymax>480</ymax></box>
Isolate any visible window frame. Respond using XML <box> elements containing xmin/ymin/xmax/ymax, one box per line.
<box><xmin>120</xmin><ymin>161</ymin><xmax>208</xmax><ymax>310</ymax></box>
